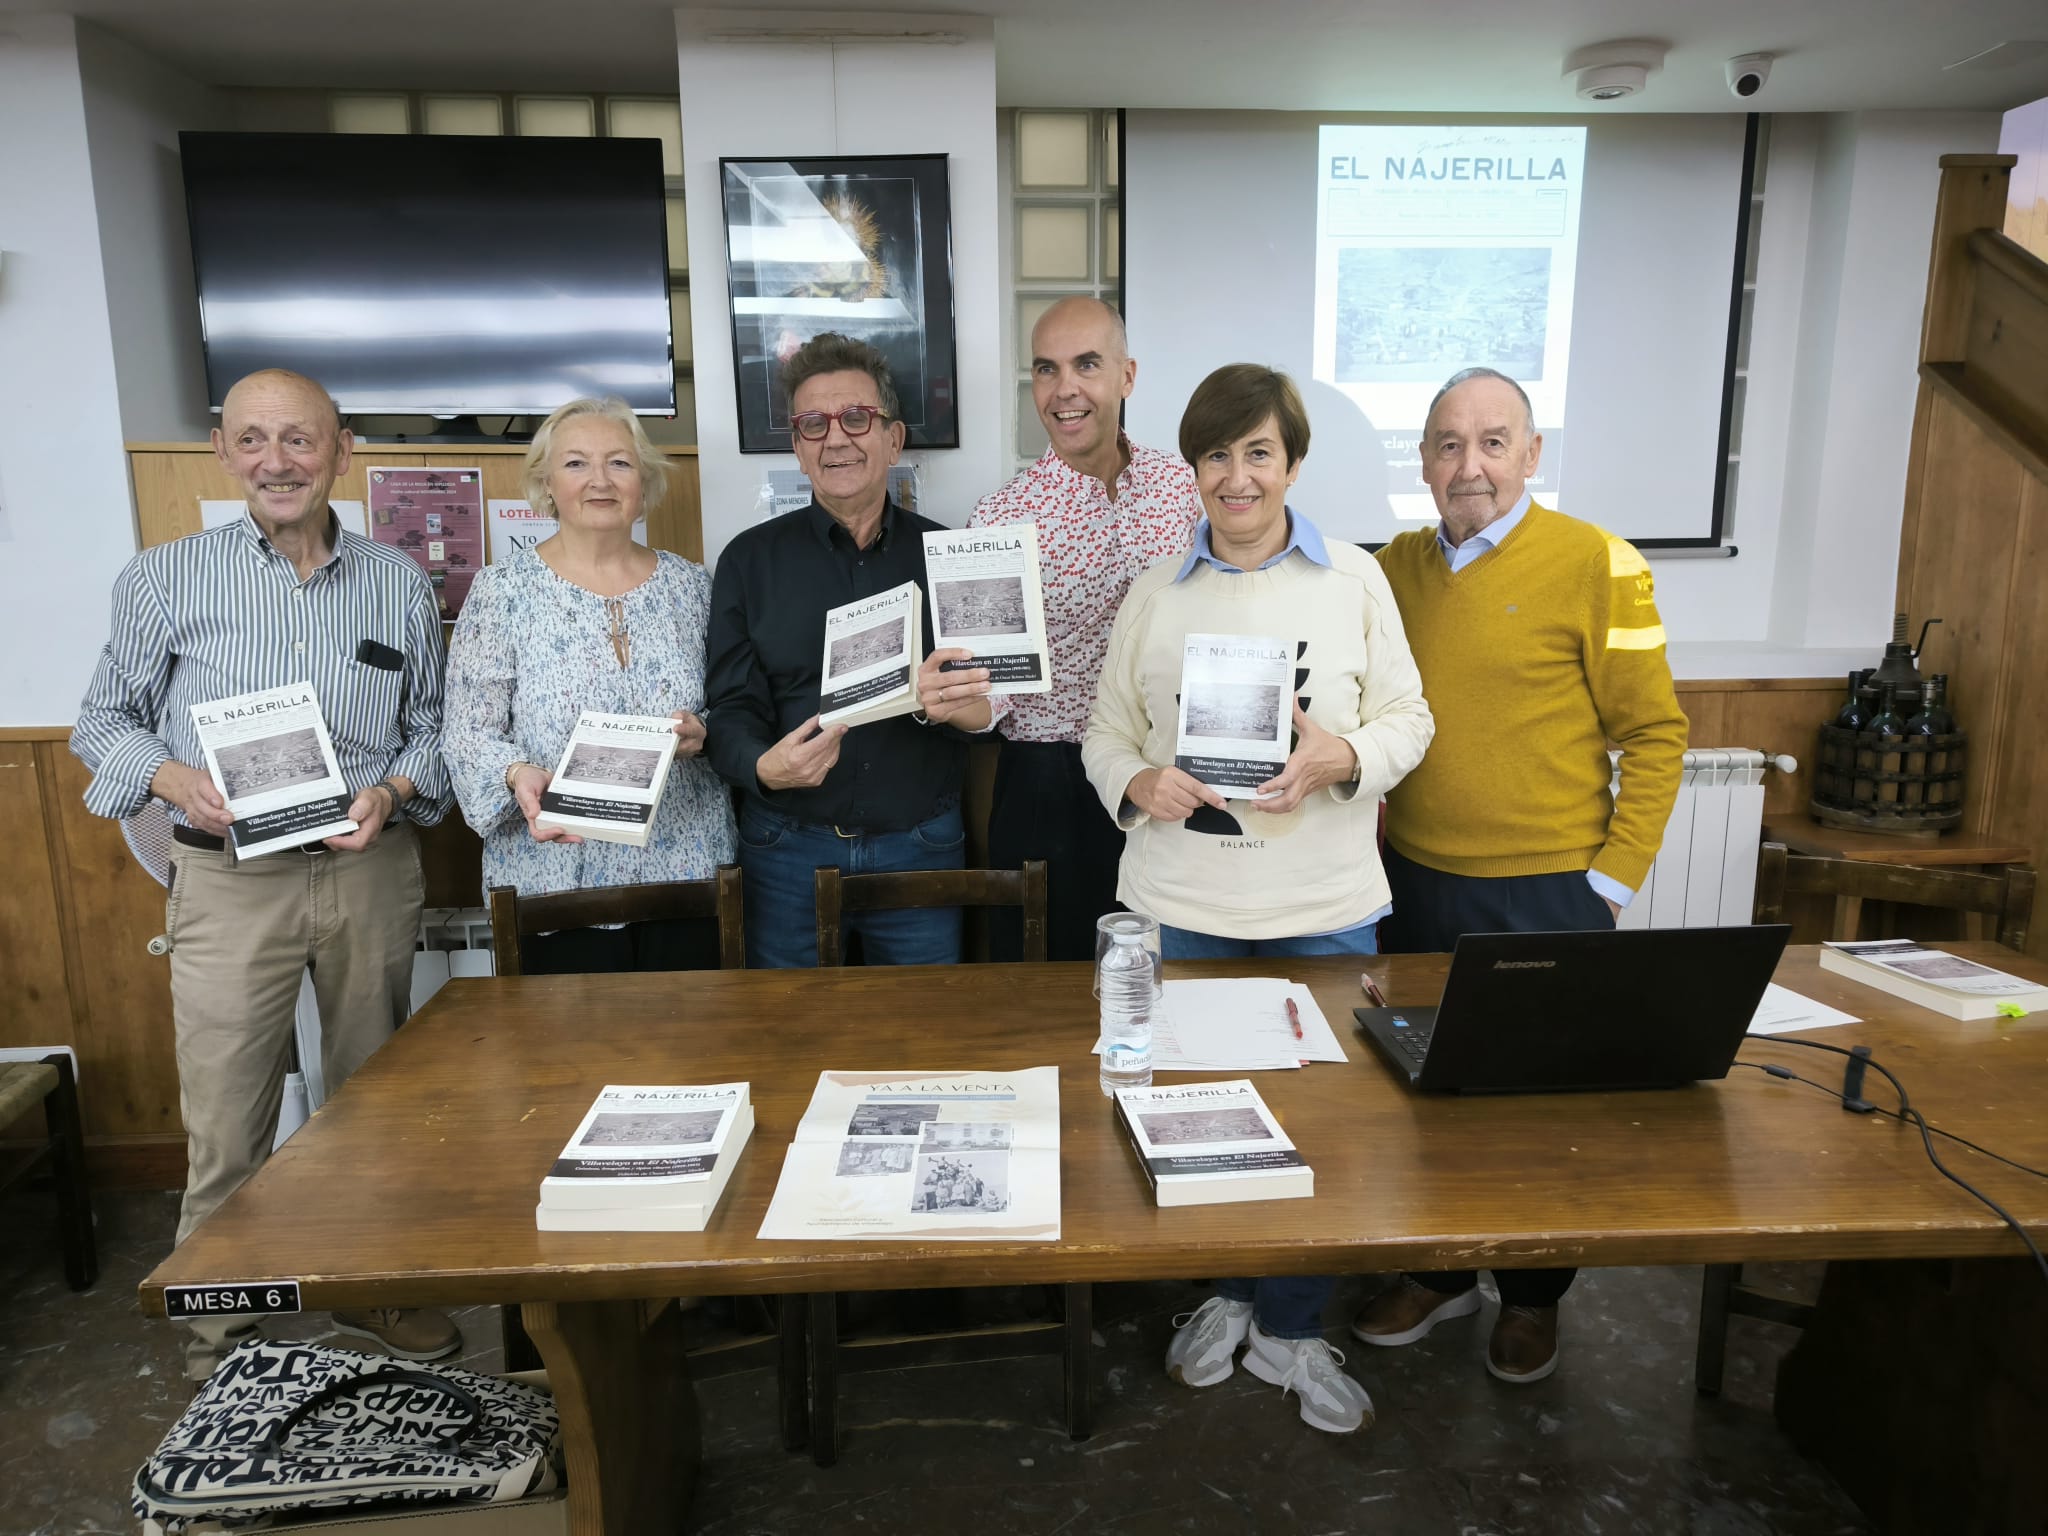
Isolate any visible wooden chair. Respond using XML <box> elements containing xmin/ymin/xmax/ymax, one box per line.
<box><xmin>812</xmin><ymin>860</ymin><xmax>1049</xmax><ymax>967</ymax></box>
<box><xmin>0</xmin><ymin>1053</ymin><xmax>97</xmax><ymax>1290</ymax></box>
<box><xmin>794</xmin><ymin>859</ymin><xmax>1083</xmax><ymax>1466</ymax></box>
<box><xmin>1751</xmin><ymin>841</ymin><xmax>2036</xmax><ymax>947</ymax></box>
<box><xmin>1698</xmin><ymin>843</ymin><xmax>2039</xmax><ymax>1394</ymax></box>
<box><xmin>487</xmin><ymin>867</ymin><xmax>754</xmax><ymax>1389</ymax></box>
<box><xmin>487</xmin><ymin>866</ymin><xmax>746</xmax><ymax>976</ymax></box>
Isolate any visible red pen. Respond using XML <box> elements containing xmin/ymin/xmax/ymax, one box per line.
<box><xmin>1285</xmin><ymin>997</ymin><xmax>1305</xmax><ymax>1041</ymax></box>
<box><xmin>1360</xmin><ymin>974</ymin><xmax>1388</xmax><ymax>1008</ymax></box>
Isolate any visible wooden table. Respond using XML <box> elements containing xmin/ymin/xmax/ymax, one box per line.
<box><xmin>1762</xmin><ymin>813</ymin><xmax>2031</xmax><ymax>868</ymax></box>
<box><xmin>141</xmin><ymin>948</ymin><xmax>2048</xmax><ymax>1535</ymax></box>
<box><xmin>1762</xmin><ymin>814</ymin><xmax>2035</xmax><ymax>942</ymax></box>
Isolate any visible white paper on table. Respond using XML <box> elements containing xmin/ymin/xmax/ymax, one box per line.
<box><xmin>202</xmin><ymin>498</ymin><xmax>367</xmax><ymax>538</ymax></box>
<box><xmin>1746</xmin><ymin>983</ymin><xmax>1861</xmax><ymax>1037</ymax></box>
<box><xmin>1095</xmin><ymin>978</ymin><xmax>1349</xmax><ymax>1070</ymax></box>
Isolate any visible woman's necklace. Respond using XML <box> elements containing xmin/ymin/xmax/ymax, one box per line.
<box><xmin>605</xmin><ymin>596</ymin><xmax>631</xmax><ymax>670</ymax></box>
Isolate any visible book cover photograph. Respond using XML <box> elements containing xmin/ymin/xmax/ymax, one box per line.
<box><xmin>922</xmin><ymin>523</ymin><xmax>1051</xmax><ymax>694</ymax></box>
<box><xmin>1173</xmin><ymin>633</ymin><xmax>1294</xmax><ymax>797</ymax></box>
<box><xmin>817</xmin><ymin>581</ymin><xmax>924</xmax><ymax>728</ymax></box>
<box><xmin>535</xmin><ymin>712</ymin><xmax>682</xmax><ymax>847</ymax></box>
<box><xmin>187</xmin><ymin>682</ymin><xmax>358</xmax><ymax>858</ymax></box>
<box><xmin>758</xmin><ymin>1068</ymin><xmax>1061</xmax><ymax>1242</ymax></box>
<box><xmin>1113</xmin><ymin>1079</ymin><xmax>1313</xmax><ymax>1207</ymax></box>
<box><xmin>367</xmin><ymin>466</ymin><xmax>485</xmax><ymax>618</ymax></box>
<box><xmin>537</xmin><ymin>1083</ymin><xmax>752</xmax><ymax>1231</ymax></box>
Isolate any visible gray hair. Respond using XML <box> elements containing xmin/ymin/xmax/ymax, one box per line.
<box><xmin>1426</xmin><ymin>367</ymin><xmax>1536</xmax><ymax>439</ymax></box>
<box><xmin>523</xmin><ymin>396</ymin><xmax>670</xmax><ymax>513</ymax></box>
<box><xmin>780</xmin><ymin>332</ymin><xmax>902</xmax><ymax>423</ymax></box>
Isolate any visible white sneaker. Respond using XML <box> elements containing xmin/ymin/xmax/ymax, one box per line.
<box><xmin>1164</xmin><ymin>1295</ymin><xmax>1253</xmax><ymax>1388</ymax></box>
<box><xmin>1242</xmin><ymin>1322</ymin><xmax>1376</xmax><ymax>1433</ymax></box>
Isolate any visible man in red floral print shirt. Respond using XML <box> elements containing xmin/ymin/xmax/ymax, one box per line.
<box><xmin>916</xmin><ymin>298</ymin><xmax>1199</xmax><ymax>959</ymax></box>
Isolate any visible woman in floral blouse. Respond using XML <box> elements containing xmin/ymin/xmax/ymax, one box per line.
<box><xmin>444</xmin><ymin>397</ymin><xmax>736</xmax><ymax>971</ymax></box>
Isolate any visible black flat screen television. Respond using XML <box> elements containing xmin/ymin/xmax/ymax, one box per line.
<box><xmin>180</xmin><ymin>131</ymin><xmax>675</xmax><ymax>417</ymax></box>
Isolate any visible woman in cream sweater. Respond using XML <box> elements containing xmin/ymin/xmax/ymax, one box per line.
<box><xmin>1082</xmin><ymin>363</ymin><xmax>1433</xmax><ymax>1436</ymax></box>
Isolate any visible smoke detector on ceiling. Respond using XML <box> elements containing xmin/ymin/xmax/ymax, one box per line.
<box><xmin>1564</xmin><ymin>40</ymin><xmax>1668</xmax><ymax>101</ymax></box>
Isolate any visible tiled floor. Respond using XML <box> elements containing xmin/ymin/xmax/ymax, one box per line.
<box><xmin>0</xmin><ymin>1190</ymin><xmax>1867</xmax><ymax>1535</ymax></box>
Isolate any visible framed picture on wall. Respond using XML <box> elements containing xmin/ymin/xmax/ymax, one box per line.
<box><xmin>720</xmin><ymin>154</ymin><xmax>960</xmax><ymax>453</ymax></box>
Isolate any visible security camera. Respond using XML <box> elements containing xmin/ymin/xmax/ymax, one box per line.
<box><xmin>1726</xmin><ymin>53</ymin><xmax>1772</xmax><ymax>98</ymax></box>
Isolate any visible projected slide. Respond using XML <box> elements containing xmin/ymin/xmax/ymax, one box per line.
<box><xmin>1312</xmin><ymin>125</ymin><xmax>1586</xmax><ymax>523</ymax></box>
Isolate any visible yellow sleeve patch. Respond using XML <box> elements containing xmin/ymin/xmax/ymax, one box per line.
<box><xmin>1606</xmin><ymin>623</ymin><xmax>1668</xmax><ymax>651</ymax></box>
<box><xmin>1606</xmin><ymin>536</ymin><xmax>1649</xmax><ymax>578</ymax></box>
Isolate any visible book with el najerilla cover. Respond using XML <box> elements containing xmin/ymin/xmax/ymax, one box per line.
<box><xmin>817</xmin><ymin>581</ymin><xmax>924</xmax><ymax>727</ymax></box>
<box><xmin>922</xmin><ymin>524</ymin><xmax>1051</xmax><ymax>695</ymax></box>
<box><xmin>757</xmin><ymin>1067</ymin><xmax>1061</xmax><ymax>1242</ymax></box>
<box><xmin>1819</xmin><ymin>940</ymin><xmax>2048</xmax><ymax>1020</ymax></box>
<box><xmin>1113</xmin><ymin>1079</ymin><xmax>1312</xmax><ymax>1206</ymax></box>
<box><xmin>1174</xmin><ymin>633</ymin><xmax>1294</xmax><ymax>799</ymax></box>
<box><xmin>535</xmin><ymin>712</ymin><xmax>680</xmax><ymax>847</ymax></box>
<box><xmin>536</xmin><ymin>1083</ymin><xmax>753</xmax><ymax>1232</ymax></box>
<box><xmin>187</xmin><ymin>682</ymin><xmax>358</xmax><ymax>858</ymax></box>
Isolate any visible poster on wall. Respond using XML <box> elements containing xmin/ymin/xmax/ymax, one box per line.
<box><xmin>488</xmin><ymin>499</ymin><xmax>645</xmax><ymax>563</ymax></box>
<box><xmin>720</xmin><ymin>154</ymin><xmax>959</xmax><ymax>453</ymax></box>
<box><xmin>1310</xmin><ymin>124</ymin><xmax>1586</xmax><ymax>524</ymax></box>
<box><xmin>366</xmin><ymin>468</ymin><xmax>485</xmax><ymax>618</ymax></box>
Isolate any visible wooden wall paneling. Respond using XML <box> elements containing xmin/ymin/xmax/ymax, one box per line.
<box><xmin>419</xmin><ymin>819</ymin><xmax>486</xmax><ymax>910</ymax></box>
<box><xmin>43</xmin><ymin>750</ymin><xmax>183</xmax><ymax>1143</ymax></box>
<box><xmin>1963</xmin><ymin>232</ymin><xmax>2048</xmax><ymax>454</ymax></box>
<box><xmin>128</xmin><ymin>446</ymin><xmax>701</xmax><ymax>565</ymax></box>
<box><xmin>0</xmin><ymin>744</ymin><xmax>79</xmax><ymax>1066</ymax></box>
<box><xmin>1894</xmin><ymin>382</ymin><xmax>1937</xmax><ymax>617</ymax></box>
<box><xmin>1898</xmin><ymin>393</ymin><xmax>2028</xmax><ymax>832</ymax></box>
<box><xmin>1919</xmin><ymin>155</ymin><xmax>2018</xmax><ymax>363</ymax></box>
<box><xmin>645</xmin><ymin>454</ymin><xmax>703</xmax><ymax>564</ymax></box>
<box><xmin>1675</xmin><ymin>679</ymin><xmax>1840</xmax><ymax>818</ymax></box>
<box><xmin>1985</xmin><ymin>469</ymin><xmax>2048</xmax><ymax>962</ymax></box>
<box><xmin>130</xmin><ymin>448</ymin><xmax>233</xmax><ymax>547</ymax></box>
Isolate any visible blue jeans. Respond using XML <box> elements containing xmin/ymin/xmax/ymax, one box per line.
<box><xmin>1215</xmin><ymin>1275</ymin><xmax>1336</xmax><ymax>1340</ymax></box>
<box><xmin>1160</xmin><ymin>924</ymin><xmax>1380</xmax><ymax>960</ymax></box>
<box><xmin>737</xmin><ymin>801</ymin><xmax>966</xmax><ymax>969</ymax></box>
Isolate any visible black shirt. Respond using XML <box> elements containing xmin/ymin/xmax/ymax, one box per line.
<box><xmin>705</xmin><ymin>499</ymin><xmax>965</xmax><ymax>831</ymax></box>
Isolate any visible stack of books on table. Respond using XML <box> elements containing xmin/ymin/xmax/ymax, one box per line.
<box><xmin>536</xmin><ymin>1083</ymin><xmax>752</xmax><ymax>1232</ymax></box>
<box><xmin>1113</xmin><ymin>1079</ymin><xmax>1312</xmax><ymax>1206</ymax></box>
<box><xmin>1819</xmin><ymin>940</ymin><xmax>2048</xmax><ymax>1020</ymax></box>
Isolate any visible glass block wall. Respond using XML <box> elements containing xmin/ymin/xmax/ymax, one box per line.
<box><xmin>1007</xmin><ymin>109</ymin><xmax>1122</xmax><ymax>470</ymax></box>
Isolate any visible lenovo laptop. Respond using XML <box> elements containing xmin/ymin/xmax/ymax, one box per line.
<box><xmin>1354</xmin><ymin>924</ymin><xmax>1791</xmax><ymax>1093</ymax></box>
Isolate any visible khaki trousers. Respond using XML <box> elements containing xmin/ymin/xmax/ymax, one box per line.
<box><xmin>166</xmin><ymin>823</ymin><xmax>422</xmax><ymax>1370</ymax></box>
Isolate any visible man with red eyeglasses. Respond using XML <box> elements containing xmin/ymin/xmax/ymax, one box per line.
<box><xmin>705</xmin><ymin>333</ymin><xmax>970</xmax><ymax>967</ymax></box>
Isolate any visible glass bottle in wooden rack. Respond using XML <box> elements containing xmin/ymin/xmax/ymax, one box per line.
<box><xmin>1902</xmin><ymin>681</ymin><xmax>1942</xmax><ymax>806</ymax></box>
<box><xmin>1868</xmin><ymin>683</ymin><xmax>1905</xmax><ymax>805</ymax></box>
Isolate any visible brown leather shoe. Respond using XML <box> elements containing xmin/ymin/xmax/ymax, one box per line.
<box><xmin>331</xmin><ymin>1307</ymin><xmax>462</xmax><ymax>1361</ymax></box>
<box><xmin>1349</xmin><ymin>1275</ymin><xmax>1482</xmax><ymax>1347</ymax></box>
<box><xmin>1487</xmin><ymin>1304</ymin><xmax>1559</xmax><ymax>1382</ymax></box>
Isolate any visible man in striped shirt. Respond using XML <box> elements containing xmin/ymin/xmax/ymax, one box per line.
<box><xmin>72</xmin><ymin>369</ymin><xmax>460</xmax><ymax>1379</ymax></box>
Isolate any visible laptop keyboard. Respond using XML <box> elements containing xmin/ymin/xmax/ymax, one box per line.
<box><xmin>1387</xmin><ymin>1016</ymin><xmax>1434</xmax><ymax>1066</ymax></box>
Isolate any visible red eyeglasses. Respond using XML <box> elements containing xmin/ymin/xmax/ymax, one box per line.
<box><xmin>791</xmin><ymin>405</ymin><xmax>891</xmax><ymax>441</ymax></box>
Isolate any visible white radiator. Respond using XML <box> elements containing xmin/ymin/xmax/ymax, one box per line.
<box><xmin>1612</xmin><ymin>749</ymin><xmax>1784</xmax><ymax>930</ymax></box>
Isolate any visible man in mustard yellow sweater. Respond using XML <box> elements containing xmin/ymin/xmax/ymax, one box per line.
<box><xmin>1351</xmin><ymin>367</ymin><xmax>1687</xmax><ymax>1384</ymax></box>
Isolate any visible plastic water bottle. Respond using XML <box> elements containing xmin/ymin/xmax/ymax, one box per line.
<box><xmin>1099</xmin><ymin>931</ymin><xmax>1155</xmax><ymax>1097</ymax></box>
